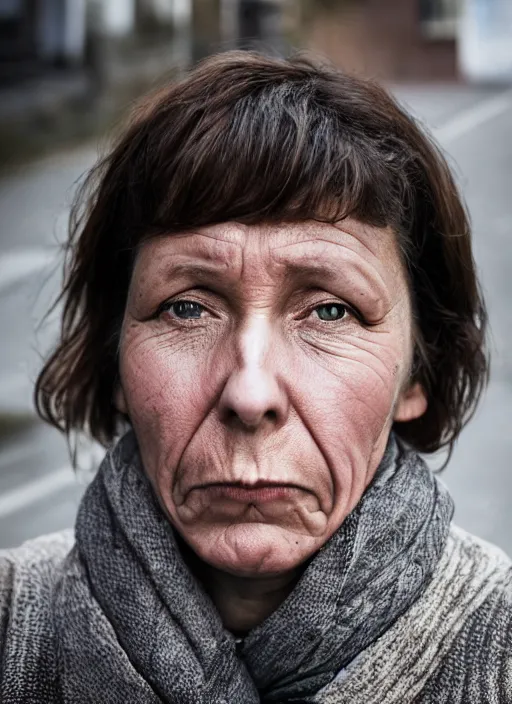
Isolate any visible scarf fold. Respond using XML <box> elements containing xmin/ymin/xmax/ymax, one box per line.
<box><xmin>53</xmin><ymin>432</ymin><xmax>453</xmax><ymax>703</ymax></box>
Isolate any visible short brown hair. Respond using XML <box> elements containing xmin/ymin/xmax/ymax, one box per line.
<box><xmin>35</xmin><ymin>51</ymin><xmax>488</xmax><ymax>455</ymax></box>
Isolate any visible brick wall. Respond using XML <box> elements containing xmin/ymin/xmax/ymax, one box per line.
<box><xmin>303</xmin><ymin>0</ymin><xmax>458</xmax><ymax>82</ymax></box>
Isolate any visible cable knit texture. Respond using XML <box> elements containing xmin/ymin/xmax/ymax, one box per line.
<box><xmin>1</xmin><ymin>431</ymin><xmax>511</xmax><ymax>703</ymax></box>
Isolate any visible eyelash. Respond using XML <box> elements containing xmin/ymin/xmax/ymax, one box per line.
<box><xmin>156</xmin><ymin>297</ymin><xmax>368</xmax><ymax>326</ymax></box>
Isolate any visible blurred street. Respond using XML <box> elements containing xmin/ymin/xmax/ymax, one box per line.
<box><xmin>0</xmin><ymin>83</ymin><xmax>511</xmax><ymax>552</ymax></box>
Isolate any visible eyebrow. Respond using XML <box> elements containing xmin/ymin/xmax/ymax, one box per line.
<box><xmin>280</xmin><ymin>260</ymin><xmax>341</xmax><ymax>283</ymax></box>
<box><xmin>163</xmin><ymin>259</ymin><xmax>341</xmax><ymax>281</ymax></box>
<box><xmin>159</xmin><ymin>247</ymin><xmax>387</xmax><ymax>293</ymax></box>
<box><xmin>274</xmin><ymin>242</ymin><xmax>388</xmax><ymax>291</ymax></box>
<box><xmin>161</xmin><ymin>261</ymin><xmax>234</xmax><ymax>283</ymax></box>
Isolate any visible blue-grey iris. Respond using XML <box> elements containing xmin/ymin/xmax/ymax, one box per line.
<box><xmin>315</xmin><ymin>304</ymin><xmax>346</xmax><ymax>321</ymax></box>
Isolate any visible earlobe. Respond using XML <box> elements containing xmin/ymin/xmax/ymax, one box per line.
<box><xmin>114</xmin><ymin>383</ymin><xmax>128</xmax><ymax>415</ymax></box>
<box><xmin>393</xmin><ymin>382</ymin><xmax>428</xmax><ymax>423</ymax></box>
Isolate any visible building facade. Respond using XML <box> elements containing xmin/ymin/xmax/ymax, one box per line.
<box><xmin>304</xmin><ymin>0</ymin><xmax>459</xmax><ymax>81</ymax></box>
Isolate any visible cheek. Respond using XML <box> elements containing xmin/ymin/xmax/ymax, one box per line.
<box><xmin>298</xmin><ymin>332</ymin><xmax>405</xmax><ymax>429</ymax></box>
<box><xmin>293</xmin><ymin>332</ymin><xmax>405</xmax><ymax>491</ymax></box>
<box><xmin>118</xmin><ymin>327</ymin><xmax>218</xmax><ymax>483</ymax></box>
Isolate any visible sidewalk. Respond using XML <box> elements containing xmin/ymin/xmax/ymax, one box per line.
<box><xmin>0</xmin><ymin>142</ymin><xmax>98</xmax><ymax>416</ymax></box>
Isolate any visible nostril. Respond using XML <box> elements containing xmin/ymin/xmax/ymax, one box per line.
<box><xmin>222</xmin><ymin>407</ymin><xmax>278</xmax><ymax>427</ymax></box>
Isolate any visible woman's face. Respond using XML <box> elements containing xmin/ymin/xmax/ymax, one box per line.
<box><xmin>116</xmin><ymin>219</ymin><xmax>426</xmax><ymax>577</ymax></box>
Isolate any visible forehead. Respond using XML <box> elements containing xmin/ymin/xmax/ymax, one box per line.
<box><xmin>133</xmin><ymin>218</ymin><xmax>404</xmax><ymax>284</ymax></box>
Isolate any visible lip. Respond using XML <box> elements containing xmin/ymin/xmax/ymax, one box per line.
<box><xmin>198</xmin><ymin>482</ymin><xmax>300</xmax><ymax>503</ymax></box>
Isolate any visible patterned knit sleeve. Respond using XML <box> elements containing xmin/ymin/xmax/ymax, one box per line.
<box><xmin>0</xmin><ymin>531</ymin><xmax>75</xmax><ymax>685</ymax></box>
<box><xmin>417</xmin><ymin>580</ymin><xmax>512</xmax><ymax>703</ymax></box>
<box><xmin>411</xmin><ymin>527</ymin><xmax>512</xmax><ymax>703</ymax></box>
<box><xmin>0</xmin><ymin>551</ymin><xmax>15</xmax><ymax>665</ymax></box>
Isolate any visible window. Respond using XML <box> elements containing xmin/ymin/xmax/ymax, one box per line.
<box><xmin>419</xmin><ymin>0</ymin><xmax>459</xmax><ymax>39</ymax></box>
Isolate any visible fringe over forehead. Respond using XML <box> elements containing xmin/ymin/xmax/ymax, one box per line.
<box><xmin>106</xmin><ymin>52</ymin><xmax>421</xmax><ymax>240</ymax></box>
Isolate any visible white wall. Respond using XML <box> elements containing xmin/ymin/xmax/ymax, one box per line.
<box><xmin>459</xmin><ymin>0</ymin><xmax>512</xmax><ymax>81</ymax></box>
<box><xmin>101</xmin><ymin>0</ymin><xmax>136</xmax><ymax>36</ymax></box>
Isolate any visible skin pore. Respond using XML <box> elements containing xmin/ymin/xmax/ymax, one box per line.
<box><xmin>115</xmin><ymin>218</ymin><xmax>427</xmax><ymax>634</ymax></box>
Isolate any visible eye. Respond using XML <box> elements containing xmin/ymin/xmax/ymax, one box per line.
<box><xmin>313</xmin><ymin>303</ymin><xmax>347</xmax><ymax>322</ymax></box>
<box><xmin>167</xmin><ymin>300</ymin><xmax>205</xmax><ymax>319</ymax></box>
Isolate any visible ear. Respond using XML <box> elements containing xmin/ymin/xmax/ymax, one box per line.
<box><xmin>114</xmin><ymin>382</ymin><xmax>128</xmax><ymax>415</ymax></box>
<box><xmin>393</xmin><ymin>382</ymin><xmax>427</xmax><ymax>423</ymax></box>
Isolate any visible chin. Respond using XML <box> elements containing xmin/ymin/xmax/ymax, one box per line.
<box><xmin>188</xmin><ymin>521</ymin><xmax>320</xmax><ymax>577</ymax></box>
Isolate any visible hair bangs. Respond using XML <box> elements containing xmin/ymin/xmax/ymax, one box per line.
<box><xmin>133</xmin><ymin>80</ymin><xmax>406</xmax><ymax>238</ymax></box>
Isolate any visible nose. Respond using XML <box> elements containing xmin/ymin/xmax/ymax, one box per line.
<box><xmin>218</xmin><ymin>319</ymin><xmax>289</xmax><ymax>430</ymax></box>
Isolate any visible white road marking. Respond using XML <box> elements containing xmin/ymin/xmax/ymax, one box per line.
<box><xmin>0</xmin><ymin>248</ymin><xmax>57</xmax><ymax>293</ymax></box>
<box><xmin>0</xmin><ymin>441</ymin><xmax>33</xmax><ymax>473</ymax></box>
<box><xmin>0</xmin><ymin>466</ymin><xmax>76</xmax><ymax>520</ymax></box>
<box><xmin>435</xmin><ymin>89</ymin><xmax>512</xmax><ymax>144</ymax></box>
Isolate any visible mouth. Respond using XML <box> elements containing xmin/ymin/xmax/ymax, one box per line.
<box><xmin>196</xmin><ymin>481</ymin><xmax>301</xmax><ymax>503</ymax></box>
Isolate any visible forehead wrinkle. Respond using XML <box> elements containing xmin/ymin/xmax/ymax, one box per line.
<box><xmin>271</xmin><ymin>232</ymin><xmax>385</xmax><ymax>268</ymax></box>
<box><xmin>332</xmin><ymin>220</ymin><xmax>392</xmax><ymax>261</ymax></box>
<box><xmin>174</xmin><ymin>231</ymin><xmax>244</xmax><ymax>264</ymax></box>
<box><xmin>163</xmin><ymin>226</ymin><xmax>248</xmax><ymax>246</ymax></box>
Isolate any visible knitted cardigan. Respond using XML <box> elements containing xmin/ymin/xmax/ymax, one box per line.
<box><xmin>1</xmin><ymin>432</ymin><xmax>511</xmax><ymax>703</ymax></box>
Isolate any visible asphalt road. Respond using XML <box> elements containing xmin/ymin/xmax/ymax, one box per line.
<box><xmin>0</xmin><ymin>83</ymin><xmax>511</xmax><ymax>552</ymax></box>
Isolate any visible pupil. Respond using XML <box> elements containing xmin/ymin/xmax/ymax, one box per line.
<box><xmin>318</xmin><ymin>304</ymin><xmax>345</xmax><ymax>321</ymax></box>
<box><xmin>173</xmin><ymin>301</ymin><xmax>202</xmax><ymax>319</ymax></box>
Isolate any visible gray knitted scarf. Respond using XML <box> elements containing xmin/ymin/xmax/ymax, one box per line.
<box><xmin>52</xmin><ymin>431</ymin><xmax>453</xmax><ymax>703</ymax></box>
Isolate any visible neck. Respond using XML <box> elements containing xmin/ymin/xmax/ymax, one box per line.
<box><xmin>177</xmin><ymin>535</ymin><xmax>303</xmax><ymax>634</ymax></box>
<box><xmin>202</xmin><ymin>565</ymin><xmax>303</xmax><ymax>635</ymax></box>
